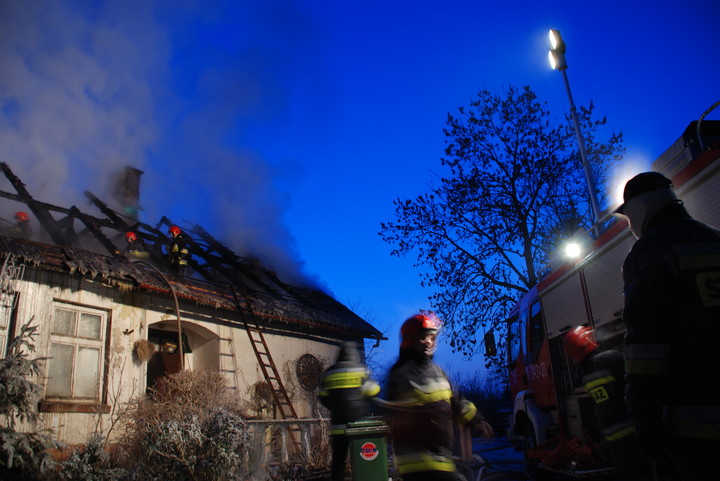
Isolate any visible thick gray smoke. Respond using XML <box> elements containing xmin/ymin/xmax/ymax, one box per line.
<box><xmin>0</xmin><ymin>0</ymin><xmax>323</xmax><ymax>287</ymax></box>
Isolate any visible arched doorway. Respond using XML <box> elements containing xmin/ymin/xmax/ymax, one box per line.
<box><xmin>145</xmin><ymin>321</ymin><xmax>220</xmax><ymax>393</ymax></box>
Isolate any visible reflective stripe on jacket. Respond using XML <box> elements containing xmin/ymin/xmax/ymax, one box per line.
<box><xmin>578</xmin><ymin>349</ymin><xmax>635</xmax><ymax>442</ymax></box>
<box><xmin>319</xmin><ymin>361</ymin><xmax>378</xmax><ymax>427</ymax></box>
<box><xmin>664</xmin><ymin>405</ymin><xmax>720</xmax><ymax>440</ymax></box>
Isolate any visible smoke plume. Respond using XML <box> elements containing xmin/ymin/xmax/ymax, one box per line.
<box><xmin>0</xmin><ymin>0</ymin><xmax>322</xmax><ymax>287</ymax></box>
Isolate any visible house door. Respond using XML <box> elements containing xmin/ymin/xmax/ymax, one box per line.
<box><xmin>146</xmin><ymin>328</ymin><xmax>187</xmax><ymax>393</ymax></box>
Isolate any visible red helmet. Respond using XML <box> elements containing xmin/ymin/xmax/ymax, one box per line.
<box><xmin>400</xmin><ymin>313</ymin><xmax>442</xmax><ymax>349</ymax></box>
<box><xmin>15</xmin><ymin>211</ymin><xmax>29</xmax><ymax>222</ymax></box>
<box><xmin>125</xmin><ymin>231</ymin><xmax>137</xmax><ymax>242</ymax></box>
<box><xmin>563</xmin><ymin>326</ymin><xmax>599</xmax><ymax>363</ymax></box>
<box><xmin>168</xmin><ymin>225</ymin><xmax>181</xmax><ymax>236</ymax></box>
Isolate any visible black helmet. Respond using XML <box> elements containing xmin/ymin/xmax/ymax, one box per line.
<box><xmin>615</xmin><ymin>172</ymin><xmax>673</xmax><ymax>214</ymax></box>
<box><xmin>336</xmin><ymin>341</ymin><xmax>361</xmax><ymax>364</ymax></box>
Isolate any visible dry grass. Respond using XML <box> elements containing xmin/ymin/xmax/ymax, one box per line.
<box><xmin>132</xmin><ymin>340</ymin><xmax>155</xmax><ymax>363</ymax></box>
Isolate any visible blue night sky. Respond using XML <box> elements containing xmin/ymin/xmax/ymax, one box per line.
<box><xmin>1</xmin><ymin>0</ymin><xmax>719</xmax><ymax>376</ymax></box>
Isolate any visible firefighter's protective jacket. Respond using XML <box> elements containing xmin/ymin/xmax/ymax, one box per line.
<box><xmin>169</xmin><ymin>233</ymin><xmax>190</xmax><ymax>267</ymax></box>
<box><xmin>124</xmin><ymin>240</ymin><xmax>150</xmax><ymax>259</ymax></box>
<box><xmin>8</xmin><ymin>220</ymin><xmax>32</xmax><ymax>239</ymax></box>
<box><xmin>622</xmin><ymin>203</ymin><xmax>720</xmax><ymax>449</ymax></box>
<box><xmin>578</xmin><ymin>348</ymin><xmax>636</xmax><ymax>442</ymax></box>
<box><xmin>318</xmin><ymin>343</ymin><xmax>380</xmax><ymax>435</ymax></box>
<box><xmin>384</xmin><ymin>349</ymin><xmax>480</xmax><ymax>476</ymax></box>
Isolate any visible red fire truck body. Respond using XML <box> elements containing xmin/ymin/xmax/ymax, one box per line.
<box><xmin>505</xmin><ymin>120</ymin><xmax>720</xmax><ymax>473</ymax></box>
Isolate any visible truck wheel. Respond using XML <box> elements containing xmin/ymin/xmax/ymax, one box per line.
<box><xmin>523</xmin><ymin>423</ymin><xmax>549</xmax><ymax>481</ymax></box>
<box><xmin>522</xmin><ymin>422</ymin><xmax>537</xmax><ymax>452</ymax></box>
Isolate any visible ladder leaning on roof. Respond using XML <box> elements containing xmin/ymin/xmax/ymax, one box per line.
<box><xmin>227</xmin><ymin>282</ymin><xmax>303</xmax><ymax>456</ymax></box>
<box><xmin>184</xmin><ymin>223</ymin><xmax>303</xmax><ymax>429</ymax></box>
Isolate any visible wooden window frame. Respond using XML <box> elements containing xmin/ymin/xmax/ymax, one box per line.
<box><xmin>39</xmin><ymin>299</ymin><xmax>112</xmax><ymax>414</ymax></box>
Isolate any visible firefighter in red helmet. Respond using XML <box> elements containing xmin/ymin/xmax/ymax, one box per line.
<box><xmin>123</xmin><ymin>231</ymin><xmax>149</xmax><ymax>259</ymax></box>
<box><xmin>563</xmin><ymin>326</ymin><xmax>651</xmax><ymax>481</ymax></box>
<box><xmin>167</xmin><ymin>225</ymin><xmax>189</xmax><ymax>276</ymax></box>
<box><xmin>382</xmin><ymin>313</ymin><xmax>493</xmax><ymax>481</ymax></box>
<box><xmin>616</xmin><ymin>172</ymin><xmax>720</xmax><ymax>480</ymax></box>
<box><xmin>8</xmin><ymin>211</ymin><xmax>32</xmax><ymax>239</ymax></box>
<box><xmin>563</xmin><ymin>325</ymin><xmax>599</xmax><ymax>363</ymax></box>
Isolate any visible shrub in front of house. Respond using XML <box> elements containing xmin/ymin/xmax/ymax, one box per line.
<box><xmin>58</xmin><ymin>432</ymin><xmax>126</xmax><ymax>481</ymax></box>
<box><xmin>0</xmin><ymin>322</ymin><xmax>61</xmax><ymax>481</ymax></box>
<box><xmin>115</xmin><ymin>369</ymin><xmax>257</xmax><ymax>481</ymax></box>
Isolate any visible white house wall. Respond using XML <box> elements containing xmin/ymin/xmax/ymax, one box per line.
<box><xmin>9</xmin><ymin>266</ymin><xmax>348</xmax><ymax>445</ymax></box>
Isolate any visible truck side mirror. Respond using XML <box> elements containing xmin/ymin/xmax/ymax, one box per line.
<box><xmin>484</xmin><ymin>332</ymin><xmax>497</xmax><ymax>357</ymax></box>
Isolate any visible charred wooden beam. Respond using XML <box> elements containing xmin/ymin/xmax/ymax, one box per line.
<box><xmin>1</xmin><ymin>162</ymin><xmax>70</xmax><ymax>245</ymax></box>
<box><xmin>0</xmin><ymin>189</ymin><xmax>73</xmax><ymax>215</ymax></box>
<box><xmin>85</xmin><ymin>190</ymin><xmax>168</xmax><ymax>264</ymax></box>
<box><xmin>69</xmin><ymin>206</ymin><xmax>123</xmax><ymax>258</ymax></box>
<box><xmin>55</xmin><ymin>214</ymin><xmax>79</xmax><ymax>245</ymax></box>
<box><xmin>85</xmin><ymin>190</ymin><xmax>134</xmax><ymax>231</ymax></box>
<box><xmin>191</xmin><ymin>224</ymin><xmax>244</xmax><ymax>261</ymax></box>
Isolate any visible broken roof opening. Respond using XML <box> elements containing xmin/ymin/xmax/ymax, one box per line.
<box><xmin>0</xmin><ymin>161</ymin><xmax>382</xmax><ymax>340</ymax></box>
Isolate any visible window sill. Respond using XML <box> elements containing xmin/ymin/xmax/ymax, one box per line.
<box><xmin>39</xmin><ymin>400</ymin><xmax>111</xmax><ymax>414</ymax></box>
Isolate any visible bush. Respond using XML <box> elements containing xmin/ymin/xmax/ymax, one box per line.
<box><xmin>0</xmin><ymin>322</ymin><xmax>60</xmax><ymax>481</ymax></box>
<box><xmin>116</xmin><ymin>369</ymin><xmax>254</xmax><ymax>481</ymax></box>
<box><xmin>200</xmin><ymin>409</ymin><xmax>251</xmax><ymax>479</ymax></box>
<box><xmin>59</xmin><ymin>432</ymin><xmax>126</xmax><ymax>481</ymax></box>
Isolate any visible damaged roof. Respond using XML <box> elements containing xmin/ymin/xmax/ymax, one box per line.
<box><xmin>0</xmin><ymin>163</ymin><xmax>382</xmax><ymax>339</ymax></box>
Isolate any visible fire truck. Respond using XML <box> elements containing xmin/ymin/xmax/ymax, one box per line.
<box><xmin>504</xmin><ymin>118</ymin><xmax>720</xmax><ymax>476</ymax></box>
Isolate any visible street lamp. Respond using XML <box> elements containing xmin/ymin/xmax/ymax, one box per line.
<box><xmin>548</xmin><ymin>29</ymin><xmax>602</xmax><ymax>228</ymax></box>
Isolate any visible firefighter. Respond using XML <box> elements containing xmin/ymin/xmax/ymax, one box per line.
<box><xmin>9</xmin><ymin>211</ymin><xmax>32</xmax><ymax>239</ymax></box>
<box><xmin>318</xmin><ymin>341</ymin><xmax>380</xmax><ymax>481</ymax></box>
<box><xmin>382</xmin><ymin>313</ymin><xmax>494</xmax><ymax>481</ymax></box>
<box><xmin>615</xmin><ymin>171</ymin><xmax>720</xmax><ymax>481</ymax></box>
<box><xmin>123</xmin><ymin>231</ymin><xmax>149</xmax><ymax>259</ymax></box>
<box><xmin>563</xmin><ymin>326</ymin><xmax>652</xmax><ymax>481</ymax></box>
<box><xmin>167</xmin><ymin>225</ymin><xmax>189</xmax><ymax>276</ymax></box>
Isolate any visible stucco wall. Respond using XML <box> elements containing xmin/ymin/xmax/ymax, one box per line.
<box><xmin>6</xmin><ymin>267</ymin><xmax>349</xmax><ymax>445</ymax></box>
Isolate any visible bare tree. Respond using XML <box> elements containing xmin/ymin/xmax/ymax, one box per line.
<box><xmin>380</xmin><ymin>86</ymin><xmax>623</xmax><ymax>366</ymax></box>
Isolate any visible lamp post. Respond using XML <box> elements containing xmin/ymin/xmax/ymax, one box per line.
<box><xmin>548</xmin><ymin>29</ymin><xmax>602</xmax><ymax>228</ymax></box>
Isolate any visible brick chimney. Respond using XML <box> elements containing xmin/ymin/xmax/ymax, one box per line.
<box><xmin>112</xmin><ymin>166</ymin><xmax>143</xmax><ymax>220</ymax></box>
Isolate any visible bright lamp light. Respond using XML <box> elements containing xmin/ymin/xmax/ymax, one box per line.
<box><xmin>549</xmin><ymin>29</ymin><xmax>565</xmax><ymax>54</ymax></box>
<box><xmin>548</xmin><ymin>29</ymin><xmax>567</xmax><ymax>71</ymax></box>
<box><xmin>548</xmin><ymin>51</ymin><xmax>558</xmax><ymax>70</ymax></box>
<box><xmin>565</xmin><ymin>242</ymin><xmax>582</xmax><ymax>258</ymax></box>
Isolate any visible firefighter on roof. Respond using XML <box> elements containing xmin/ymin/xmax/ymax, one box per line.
<box><xmin>616</xmin><ymin>171</ymin><xmax>720</xmax><ymax>481</ymax></box>
<box><xmin>167</xmin><ymin>225</ymin><xmax>189</xmax><ymax>276</ymax></box>
<box><xmin>123</xmin><ymin>231</ymin><xmax>149</xmax><ymax>259</ymax></box>
<box><xmin>381</xmin><ymin>313</ymin><xmax>493</xmax><ymax>481</ymax></box>
<box><xmin>318</xmin><ymin>341</ymin><xmax>380</xmax><ymax>481</ymax></box>
<box><xmin>563</xmin><ymin>326</ymin><xmax>651</xmax><ymax>481</ymax></box>
<box><xmin>9</xmin><ymin>211</ymin><xmax>32</xmax><ymax>239</ymax></box>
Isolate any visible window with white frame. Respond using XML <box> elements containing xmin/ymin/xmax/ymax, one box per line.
<box><xmin>45</xmin><ymin>304</ymin><xmax>107</xmax><ymax>401</ymax></box>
